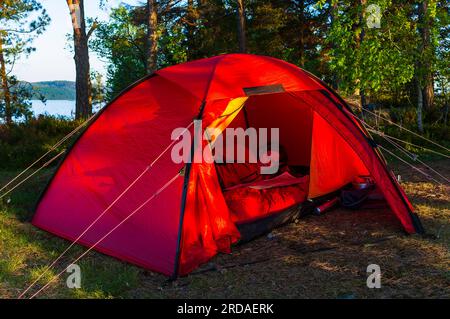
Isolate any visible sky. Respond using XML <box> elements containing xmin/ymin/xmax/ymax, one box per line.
<box><xmin>14</xmin><ymin>0</ymin><xmax>140</xmax><ymax>83</ymax></box>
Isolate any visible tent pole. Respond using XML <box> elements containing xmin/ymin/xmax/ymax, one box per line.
<box><xmin>171</xmin><ymin>101</ymin><xmax>207</xmax><ymax>280</ymax></box>
<box><xmin>243</xmin><ymin>105</ymin><xmax>250</xmax><ymax>129</ymax></box>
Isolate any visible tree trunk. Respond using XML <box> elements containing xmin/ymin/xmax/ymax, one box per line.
<box><xmin>67</xmin><ymin>0</ymin><xmax>92</xmax><ymax>120</ymax></box>
<box><xmin>298</xmin><ymin>0</ymin><xmax>305</xmax><ymax>67</ymax></box>
<box><xmin>236</xmin><ymin>0</ymin><xmax>247</xmax><ymax>53</ymax></box>
<box><xmin>444</xmin><ymin>102</ymin><xmax>449</xmax><ymax>126</ymax></box>
<box><xmin>444</xmin><ymin>80</ymin><xmax>449</xmax><ymax>125</ymax></box>
<box><xmin>423</xmin><ymin>74</ymin><xmax>434</xmax><ymax>110</ymax></box>
<box><xmin>419</xmin><ymin>1</ymin><xmax>434</xmax><ymax>110</ymax></box>
<box><xmin>417</xmin><ymin>79</ymin><xmax>424</xmax><ymax>133</ymax></box>
<box><xmin>186</xmin><ymin>0</ymin><xmax>196</xmax><ymax>61</ymax></box>
<box><xmin>358</xmin><ymin>0</ymin><xmax>367</xmax><ymax>110</ymax></box>
<box><xmin>146</xmin><ymin>0</ymin><xmax>158</xmax><ymax>74</ymax></box>
<box><xmin>0</xmin><ymin>33</ymin><xmax>12</xmax><ymax>125</ymax></box>
<box><xmin>330</xmin><ymin>0</ymin><xmax>339</xmax><ymax>90</ymax></box>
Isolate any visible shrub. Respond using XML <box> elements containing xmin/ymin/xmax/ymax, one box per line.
<box><xmin>0</xmin><ymin>115</ymin><xmax>82</xmax><ymax>170</ymax></box>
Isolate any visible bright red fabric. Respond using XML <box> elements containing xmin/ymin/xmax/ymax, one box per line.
<box><xmin>179</xmin><ymin>160</ymin><xmax>241</xmax><ymax>275</ymax></box>
<box><xmin>216</xmin><ymin>163</ymin><xmax>262</xmax><ymax>189</ymax></box>
<box><xmin>33</xmin><ymin>76</ymin><xmax>199</xmax><ymax>275</ymax></box>
<box><xmin>309</xmin><ymin>111</ymin><xmax>370</xmax><ymax>197</ymax></box>
<box><xmin>33</xmin><ymin>54</ymin><xmax>418</xmax><ymax>278</ymax></box>
<box><xmin>224</xmin><ymin>175</ymin><xmax>309</xmax><ymax>223</ymax></box>
<box><xmin>157</xmin><ymin>54</ymin><xmax>323</xmax><ymax>101</ymax></box>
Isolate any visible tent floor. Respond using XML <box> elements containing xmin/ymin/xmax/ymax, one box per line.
<box><xmin>236</xmin><ymin>204</ymin><xmax>302</xmax><ymax>243</ymax></box>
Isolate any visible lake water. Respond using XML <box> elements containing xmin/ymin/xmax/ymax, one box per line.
<box><xmin>31</xmin><ymin>100</ymin><xmax>75</xmax><ymax>118</ymax></box>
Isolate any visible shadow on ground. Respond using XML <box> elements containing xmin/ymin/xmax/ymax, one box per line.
<box><xmin>1</xmin><ymin>160</ymin><xmax>449</xmax><ymax>298</ymax></box>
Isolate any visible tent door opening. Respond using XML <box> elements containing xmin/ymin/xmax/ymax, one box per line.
<box><xmin>210</xmin><ymin>92</ymin><xmax>383</xmax><ymax>241</ymax></box>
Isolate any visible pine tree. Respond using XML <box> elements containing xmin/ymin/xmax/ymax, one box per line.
<box><xmin>0</xmin><ymin>0</ymin><xmax>49</xmax><ymax>124</ymax></box>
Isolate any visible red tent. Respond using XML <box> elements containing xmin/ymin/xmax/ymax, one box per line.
<box><xmin>33</xmin><ymin>54</ymin><xmax>423</xmax><ymax>277</ymax></box>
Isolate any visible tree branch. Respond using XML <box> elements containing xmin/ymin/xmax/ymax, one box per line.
<box><xmin>87</xmin><ymin>21</ymin><xmax>99</xmax><ymax>40</ymax></box>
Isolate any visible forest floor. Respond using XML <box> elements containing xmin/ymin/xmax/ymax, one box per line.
<box><xmin>0</xmin><ymin>159</ymin><xmax>448</xmax><ymax>299</ymax></box>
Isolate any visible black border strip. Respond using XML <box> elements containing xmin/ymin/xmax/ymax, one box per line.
<box><xmin>33</xmin><ymin>73</ymin><xmax>157</xmax><ymax>215</ymax></box>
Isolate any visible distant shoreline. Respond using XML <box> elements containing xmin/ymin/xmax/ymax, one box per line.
<box><xmin>27</xmin><ymin>81</ymin><xmax>76</xmax><ymax>101</ymax></box>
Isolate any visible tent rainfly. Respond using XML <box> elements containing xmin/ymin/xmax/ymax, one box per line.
<box><xmin>33</xmin><ymin>54</ymin><xmax>424</xmax><ymax>278</ymax></box>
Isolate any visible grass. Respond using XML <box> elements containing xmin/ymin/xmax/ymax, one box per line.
<box><xmin>0</xmin><ymin>159</ymin><xmax>449</xmax><ymax>299</ymax></box>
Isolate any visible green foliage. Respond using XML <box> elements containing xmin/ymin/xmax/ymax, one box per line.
<box><xmin>246</xmin><ymin>0</ymin><xmax>324</xmax><ymax>72</ymax></box>
<box><xmin>0</xmin><ymin>115</ymin><xmax>80</xmax><ymax>170</ymax></box>
<box><xmin>0</xmin><ymin>0</ymin><xmax>50</xmax><ymax>122</ymax></box>
<box><xmin>158</xmin><ymin>23</ymin><xmax>188</xmax><ymax>68</ymax></box>
<box><xmin>92</xmin><ymin>1</ymin><xmax>336</xmax><ymax>97</ymax></box>
<box><xmin>90</xmin><ymin>71</ymin><xmax>106</xmax><ymax>111</ymax></box>
<box><xmin>91</xmin><ymin>3</ymin><xmax>191</xmax><ymax>100</ymax></box>
<box><xmin>326</xmin><ymin>0</ymin><xmax>416</xmax><ymax>96</ymax></box>
<box><xmin>186</xmin><ymin>0</ymin><xmax>239</xmax><ymax>58</ymax></box>
<box><xmin>0</xmin><ymin>0</ymin><xmax>50</xmax><ymax>36</ymax></box>
<box><xmin>87</xmin><ymin>0</ymin><xmax>448</xmax><ymax>118</ymax></box>
<box><xmin>363</xmin><ymin>107</ymin><xmax>450</xmax><ymax>157</ymax></box>
<box><xmin>90</xmin><ymin>5</ymin><xmax>147</xmax><ymax>100</ymax></box>
<box><xmin>0</xmin><ymin>76</ymin><xmax>34</xmax><ymax>121</ymax></box>
<box><xmin>29</xmin><ymin>81</ymin><xmax>76</xmax><ymax>100</ymax></box>
<box><xmin>435</xmin><ymin>1</ymin><xmax>450</xmax><ymax>100</ymax></box>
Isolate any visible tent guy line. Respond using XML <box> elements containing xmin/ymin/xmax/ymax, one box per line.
<box><xmin>27</xmin><ymin>173</ymin><xmax>180</xmax><ymax>299</ymax></box>
<box><xmin>344</xmin><ymin>106</ymin><xmax>449</xmax><ymax>158</ymax></box>
<box><xmin>18</xmin><ymin>121</ymin><xmax>194</xmax><ymax>299</ymax></box>
<box><xmin>0</xmin><ymin>150</ymin><xmax>66</xmax><ymax>201</ymax></box>
<box><xmin>359</xmin><ymin>120</ymin><xmax>448</xmax><ymax>185</ymax></box>
<box><xmin>0</xmin><ymin>112</ymin><xmax>98</xmax><ymax>198</ymax></box>
<box><xmin>378</xmin><ymin>145</ymin><xmax>443</xmax><ymax>185</ymax></box>
<box><xmin>365</xmin><ymin>129</ymin><xmax>450</xmax><ymax>159</ymax></box>
<box><xmin>18</xmin><ymin>161</ymin><xmax>151</xmax><ymax>298</ymax></box>
<box><xmin>380</xmin><ymin>133</ymin><xmax>449</xmax><ymax>184</ymax></box>
<box><xmin>344</xmin><ymin>110</ymin><xmax>448</xmax><ymax>185</ymax></box>
<box><xmin>362</xmin><ymin>108</ymin><xmax>450</xmax><ymax>153</ymax></box>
